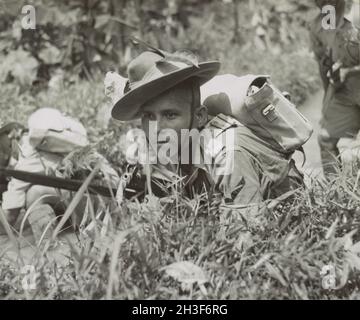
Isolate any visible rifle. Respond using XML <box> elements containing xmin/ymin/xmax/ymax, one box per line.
<box><xmin>0</xmin><ymin>167</ymin><xmax>118</xmax><ymax>198</ymax></box>
<box><xmin>0</xmin><ymin>166</ymin><xmax>171</xmax><ymax>201</ymax></box>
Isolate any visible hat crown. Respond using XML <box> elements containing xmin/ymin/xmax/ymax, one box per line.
<box><xmin>126</xmin><ymin>50</ymin><xmax>200</xmax><ymax>89</ymax></box>
<box><xmin>127</xmin><ymin>51</ymin><xmax>163</xmax><ymax>83</ymax></box>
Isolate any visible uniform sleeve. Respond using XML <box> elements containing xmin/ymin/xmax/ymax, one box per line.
<box><xmin>1</xmin><ymin>179</ymin><xmax>28</xmax><ymax>210</ymax></box>
<box><xmin>344</xmin><ymin>27</ymin><xmax>360</xmax><ymax>67</ymax></box>
<box><xmin>1</xmin><ymin>136</ymin><xmax>59</xmax><ymax>210</ymax></box>
<box><xmin>309</xmin><ymin>21</ymin><xmax>331</xmax><ymax>89</ymax></box>
<box><xmin>309</xmin><ymin>28</ymin><xmax>324</xmax><ymax>62</ymax></box>
<box><xmin>214</xmin><ymin>149</ymin><xmax>263</xmax><ymax>205</ymax></box>
<box><xmin>211</xmin><ymin>149</ymin><xmax>268</xmax><ymax>226</ymax></box>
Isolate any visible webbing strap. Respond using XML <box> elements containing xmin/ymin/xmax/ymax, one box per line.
<box><xmin>298</xmin><ymin>146</ymin><xmax>307</xmax><ymax>167</ymax></box>
<box><xmin>189</xmin><ymin>80</ymin><xmax>201</xmax><ymax>130</ymax></box>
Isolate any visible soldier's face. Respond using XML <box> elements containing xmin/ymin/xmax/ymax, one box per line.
<box><xmin>140</xmin><ymin>84</ymin><xmax>207</xmax><ymax>154</ymax></box>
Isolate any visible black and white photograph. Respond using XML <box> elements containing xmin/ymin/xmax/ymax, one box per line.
<box><xmin>0</xmin><ymin>0</ymin><xmax>360</xmax><ymax>303</ymax></box>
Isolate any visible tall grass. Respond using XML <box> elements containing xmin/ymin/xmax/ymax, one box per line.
<box><xmin>1</xmin><ymin>164</ymin><xmax>360</xmax><ymax>299</ymax></box>
<box><xmin>0</xmin><ymin>24</ymin><xmax>349</xmax><ymax>299</ymax></box>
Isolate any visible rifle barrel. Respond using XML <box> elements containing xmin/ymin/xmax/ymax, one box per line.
<box><xmin>0</xmin><ymin>167</ymin><xmax>116</xmax><ymax>198</ymax></box>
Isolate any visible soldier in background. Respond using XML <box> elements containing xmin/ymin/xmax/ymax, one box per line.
<box><xmin>309</xmin><ymin>0</ymin><xmax>360</xmax><ymax>175</ymax></box>
<box><xmin>0</xmin><ymin>108</ymin><xmax>119</xmax><ymax>241</ymax></box>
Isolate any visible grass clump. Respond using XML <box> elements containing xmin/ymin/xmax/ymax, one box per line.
<box><xmin>1</xmin><ymin>168</ymin><xmax>360</xmax><ymax>300</ymax></box>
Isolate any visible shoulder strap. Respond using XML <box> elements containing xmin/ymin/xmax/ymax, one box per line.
<box><xmin>297</xmin><ymin>146</ymin><xmax>306</xmax><ymax>167</ymax></box>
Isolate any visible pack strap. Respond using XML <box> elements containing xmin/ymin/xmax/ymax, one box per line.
<box><xmin>298</xmin><ymin>146</ymin><xmax>307</xmax><ymax>167</ymax></box>
<box><xmin>189</xmin><ymin>80</ymin><xmax>201</xmax><ymax>130</ymax></box>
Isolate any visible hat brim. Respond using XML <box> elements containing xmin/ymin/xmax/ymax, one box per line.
<box><xmin>111</xmin><ymin>61</ymin><xmax>221</xmax><ymax>121</ymax></box>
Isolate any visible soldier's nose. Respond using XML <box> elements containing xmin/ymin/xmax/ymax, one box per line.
<box><xmin>157</xmin><ymin>117</ymin><xmax>167</xmax><ymax>132</ymax></box>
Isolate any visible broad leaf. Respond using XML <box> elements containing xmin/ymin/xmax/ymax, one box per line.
<box><xmin>0</xmin><ymin>48</ymin><xmax>39</xmax><ymax>86</ymax></box>
<box><xmin>39</xmin><ymin>43</ymin><xmax>62</xmax><ymax>64</ymax></box>
<box><xmin>160</xmin><ymin>261</ymin><xmax>208</xmax><ymax>285</ymax></box>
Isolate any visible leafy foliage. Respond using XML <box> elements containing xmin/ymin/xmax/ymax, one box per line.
<box><xmin>2</xmin><ymin>170</ymin><xmax>360</xmax><ymax>299</ymax></box>
<box><xmin>0</xmin><ymin>0</ymin><xmax>320</xmax><ymax>96</ymax></box>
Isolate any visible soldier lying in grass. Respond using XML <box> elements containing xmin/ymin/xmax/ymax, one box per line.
<box><xmin>110</xmin><ymin>49</ymin><xmax>308</xmax><ymax>223</ymax></box>
<box><xmin>0</xmin><ymin>108</ymin><xmax>119</xmax><ymax>241</ymax></box>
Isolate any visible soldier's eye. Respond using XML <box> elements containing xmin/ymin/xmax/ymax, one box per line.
<box><xmin>142</xmin><ymin>112</ymin><xmax>154</xmax><ymax>120</ymax></box>
<box><xmin>164</xmin><ymin>112</ymin><xmax>178</xmax><ymax>120</ymax></box>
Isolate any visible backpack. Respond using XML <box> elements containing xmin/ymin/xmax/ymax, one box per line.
<box><xmin>28</xmin><ymin>108</ymin><xmax>89</xmax><ymax>154</ymax></box>
<box><xmin>201</xmin><ymin>74</ymin><xmax>313</xmax><ymax>155</ymax></box>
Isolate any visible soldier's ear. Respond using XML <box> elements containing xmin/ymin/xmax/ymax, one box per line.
<box><xmin>194</xmin><ymin>105</ymin><xmax>208</xmax><ymax>128</ymax></box>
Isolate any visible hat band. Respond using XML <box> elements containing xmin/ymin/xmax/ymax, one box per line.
<box><xmin>129</xmin><ymin>60</ymin><xmax>190</xmax><ymax>91</ymax></box>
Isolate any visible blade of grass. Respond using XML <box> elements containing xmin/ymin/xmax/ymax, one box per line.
<box><xmin>51</xmin><ymin>162</ymin><xmax>101</xmax><ymax>240</ymax></box>
<box><xmin>19</xmin><ymin>194</ymin><xmax>58</xmax><ymax>237</ymax></box>
<box><xmin>106</xmin><ymin>229</ymin><xmax>136</xmax><ymax>299</ymax></box>
<box><xmin>0</xmin><ymin>207</ymin><xmax>24</xmax><ymax>266</ymax></box>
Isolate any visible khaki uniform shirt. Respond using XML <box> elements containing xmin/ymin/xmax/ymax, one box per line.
<box><xmin>194</xmin><ymin>114</ymin><xmax>302</xmax><ymax>205</ymax></box>
<box><xmin>309</xmin><ymin>15</ymin><xmax>360</xmax><ymax>138</ymax></box>
<box><xmin>1</xmin><ymin>134</ymin><xmax>64</xmax><ymax>210</ymax></box>
<box><xmin>135</xmin><ymin>114</ymin><xmax>303</xmax><ymax>212</ymax></box>
<box><xmin>1</xmin><ymin>134</ymin><xmax>119</xmax><ymax>211</ymax></box>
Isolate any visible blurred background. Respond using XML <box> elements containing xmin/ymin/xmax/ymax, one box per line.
<box><xmin>0</xmin><ymin>0</ymin><xmax>321</xmax><ymax>95</ymax></box>
<box><xmin>0</xmin><ymin>0</ymin><xmax>323</xmax><ymax>164</ymax></box>
<box><xmin>0</xmin><ymin>0</ymin><xmax>328</xmax><ymax>168</ymax></box>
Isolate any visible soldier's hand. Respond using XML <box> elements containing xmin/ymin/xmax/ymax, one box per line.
<box><xmin>326</xmin><ymin>61</ymin><xmax>345</xmax><ymax>90</ymax></box>
<box><xmin>339</xmin><ymin>68</ymin><xmax>351</xmax><ymax>83</ymax></box>
<box><xmin>326</xmin><ymin>61</ymin><xmax>342</xmax><ymax>79</ymax></box>
<box><xmin>327</xmin><ymin>70</ymin><xmax>339</xmax><ymax>84</ymax></box>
